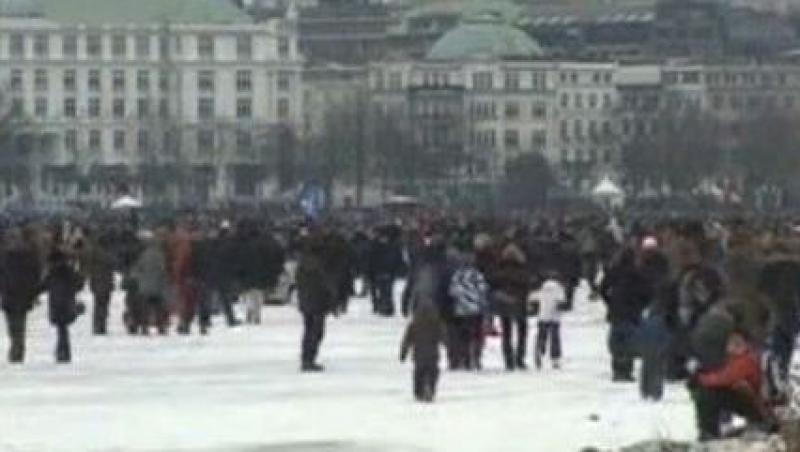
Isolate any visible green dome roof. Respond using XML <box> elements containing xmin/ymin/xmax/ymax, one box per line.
<box><xmin>426</xmin><ymin>20</ymin><xmax>544</xmax><ymax>61</ymax></box>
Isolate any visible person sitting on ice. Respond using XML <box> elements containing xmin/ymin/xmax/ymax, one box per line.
<box><xmin>688</xmin><ymin>330</ymin><xmax>779</xmax><ymax>441</ymax></box>
<box><xmin>531</xmin><ymin>273</ymin><xmax>564</xmax><ymax>370</ymax></box>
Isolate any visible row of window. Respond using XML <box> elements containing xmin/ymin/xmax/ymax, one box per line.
<box><xmin>560</xmin><ymin>148</ymin><xmax>614</xmax><ymax>165</ymax></box>
<box><xmin>664</xmin><ymin>70</ymin><xmax>792</xmax><ymax>87</ymax></box>
<box><xmin>560</xmin><ymin>119</ymin><xmax>614</xmax><ymax>140</ymax></box>
<box><xmin>63</xmin><ymin>128</ymin><xmax>260</xmax><ymax>155</ymax></box>
<box><xmin>376</xmin><ymin>70</ymin><xmax>550</xmax><ymax>92</ymax></box>
<box><xmin>412</xmin><ymin>100</ymin><xmax>550</xmax><ymax>120</ymax></box>
<box><xmin>711</xmin><ymin>93</ymin><xmax>795</xmax><ymax>111</ymax></box>
<box><xmin>417</xmin><ymin>128</ymin><xmax>454</xmax><ymax>148</ymax></box>
<box><xmin>14</xmin><ymin>96</ymin><xmax>291</xmax><ymax>120</ymax></box>
<box><xmin>413</xmin><ymin>100</ymin><xmax>460</xmax><ymax>118</ymax></box>
<box><xmin>559</xmin><ymin>92</ymin><xmax>614</xmax><ymax>110</ymax></box>
<box><xmin>620</xmin><ymin>118</ymin><xmax>656</xmax><ymax>137</ymax></box>
<box><xmin>389</xmin><ymin>69</ymin><xmax>797</xmax><ymax>91</ymax></box>
<box><xmin>620</xmin><ymin>93</ymin><xmax>660</xmax><ymax>111</ymax></box>
<box><xmin>469</xmin><ymin>129</ymin><xmax>548</xmax><ymax>150</ymax></box>
<box><xmin>472</xmin><ymin>71</ymin><xmax>548</xmax><ymax>91</ymax></box>
<box><xmin>615</xmin><ymin>116</ymin><xmax>784</xmax><ymax>138</ymax></box>
<box><xmin>470</xmin><ymin>101</ymin><xmax>548</xmax><ymax>120</ymax></box>
<box><xmin>9</xmin><ymin>69</ymin><xmax>294</xmax><ymax>94</ymax></box>
<box><xmin>373</xmin><ymin>71</ymin><xmax>404</xmax><ymax>91</ymax></box>
<box><xmin>558</xmin><ymin>71</ymin><xmax>614</xmax><ymax>86</ymax></box>
<box><xmin>6</xmin><ymin>32</ymin><xmax>290</xmax><ymax>60</ymax></box>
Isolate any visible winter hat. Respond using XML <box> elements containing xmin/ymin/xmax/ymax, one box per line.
<box><xmin>501</xmin><ymin>243</ymin><xmax>526</xmax><ymax>264</ymax></box>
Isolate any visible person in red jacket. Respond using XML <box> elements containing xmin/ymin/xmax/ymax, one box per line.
<box><xmin>690</xmin><ymin>331</ymin><xmax>778</xmax><ymax>440</ymax></box>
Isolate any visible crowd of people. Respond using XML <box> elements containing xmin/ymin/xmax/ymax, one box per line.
<box><xmin>0</xmin><ymin>211</ymin><xmax>799</xmax><ymax>441</ymax></box>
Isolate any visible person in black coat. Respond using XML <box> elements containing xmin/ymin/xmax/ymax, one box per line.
<box><xmin>211</xmin><ymin>224</ymin><xmax>241</xmax><ymax>327</ymax></box>
<box><xmin>350</xmin><ymin>230</ymin><xmax>371</xmax><ymax>297</ymax></box>
<box><xmin>600</xmin><ymin>248</ymin><xmax>650</xmax><ymax>382</ymax></box>
<box><xmin>637</xmin><ymin>238</ymin><xmax>673</xmax><ymax>400</ymax></box>
<box><xmin>487</xmin><ymin>242</ymin><xmax>531</xmax><ymax>371</ymax></box>
<box><xmin>369</xmin><ymin>228</ymin><xmax>405</xmax><ymax>316</ymax></box>
<box><xmin>322</xmin><ymin>230</ymin><xmax>355</xmax><ymax>314</ymax></box>
<box><xmin>296</xmin><ymin>234</ymin><xmax>337</xmax><ymax>372</ymax></box>
<box><xmin>758</xmin><ymin>256</ymin><xmax>800</xmax><ymax>380</ymax></box>
<box><xmin>230</xmin><ymin>222</ymin><xmax>285</xmax><ymax>324</ymax></box>
<box><xmin>0</xmin><ymin>227</ymin><xmax>43</xmax><ymax>363</ymax></box>
<box><xmin>182</xmin><ymin>233</ymin><xmax>214</xmax><ymax>335</ymax></box>
<box><xmin>555</xmin><ymin>231</ymin><xmax>582</xmax><ymax>311</ymax></box>
<box><xmin>81</xmin><ymin>233</ymin><xmax>116</xmax><ymax>335</ymax></box>
<box><xmin>667</xmin><ymin>262</ymin><xmax>724</xmax><ymax>380</ymax></box>
<box><xmin>238</xmin><ymin>224</ymin><xmax>285</xmax><ymax>292</ymax></box>
<box><xmin>43</xmin><ymin>250</ymin><xmax>85</xmax><ymax>363</ymax></box>
<box><xmin>402</xmin><ymin>237</ymin><xmax>460</xmax><ymax>367</ymax></box>
<box><xmin>400</xmin><ymin>302</ymin><xmax>445</xmax><ymax>402</ymax></box>
<box><xmin>115</xmin><ymin>227</ymin><xmax>145</xmax><ymax>335</ymax></box>
<box><xmin>402</xmin><ymin>237</ymin><xmax>450</xmax><ymax>317</ymax></box>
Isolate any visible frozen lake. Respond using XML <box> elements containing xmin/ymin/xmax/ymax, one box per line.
<box><xmin>0</xmin><ymin>284</ymin><xmax>696</xmax><ymax>451</ymax></box>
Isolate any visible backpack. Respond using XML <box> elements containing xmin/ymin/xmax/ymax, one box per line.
<box><xmin>449</xmin><ymin>266</ymin><xmax>489</xmax><ymax>317</ymax></box>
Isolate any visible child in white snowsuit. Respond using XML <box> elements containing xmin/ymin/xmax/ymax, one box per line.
<box><xmin>532</xmin><ymin>277</ymin><xmax>565</xmax><ymax>369</ymax></box>
<box><xmin>243</xmin><ymin>289</ymin><xmax>264</xmax><ymax>324</ymax></box>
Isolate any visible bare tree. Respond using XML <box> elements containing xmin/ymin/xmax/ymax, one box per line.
<box><xmin>370</xmin><ymin>106</ymin><xmax>414</xmax><ymax>196</ymax></box>
<box><xmin>273</xmin><ymin>123</ymin><xmax>298</xmax><ymax>191</ymax></box>
<box><xmin>307</xmin><ymin>91</ymin><xmax>369</xmax><ymax>204</ymax></box>
<box><xmin>502</xmin><ymin>151</ymin><xmax>554</xmax><ymax>210</ymax></box>
<box><xmin>730</xmin><ymin>110</ymin><xmax>800</xmax><ymax>192</ymax></box>
<box><xmin>0</xmin><ymin>90</ymin><xmax>50</xmax><ymax>203</ymax></box>
<box><xmin>311</xmin><ymin>93</ymin><xmax>470</xmax><ymax>205</ymax></box>
<box><xmin>620</xmin><ymin>102</ymin><xmax>723</xmax><ymax>196</ymax></box>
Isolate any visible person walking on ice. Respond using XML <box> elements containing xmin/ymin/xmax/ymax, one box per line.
<box><xmin>400</xmin><ymin>302</ymin><xmax>445</xmax><ymax>402</ymax></box>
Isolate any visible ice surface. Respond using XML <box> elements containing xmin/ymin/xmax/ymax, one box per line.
<box><xmin>0</xmin><ymin>283</ymin><xmax>696</xmax><ymax>452</ymax></box>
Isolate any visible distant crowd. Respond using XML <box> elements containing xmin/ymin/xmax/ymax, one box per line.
<box><xmin>1</xmin><ymin>211</ymin><xmax>799</xmax><ymax>440</ymax></box>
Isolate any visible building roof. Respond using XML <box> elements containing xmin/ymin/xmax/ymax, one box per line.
<box><xmin>1</xmin><ymin>0</ymin><xmax>252</xmax><ymax>25</ymax></box>
<box><xmin>519</xmin><ymin>0</ymin><xmax>656</xmax><ymax>26</ymax></box>
<box><xmin>426</xmin><ymin>18</ymin><xmax>544</xmax><ymax>61</ymax></box>
<box><xmin>406</xmin><ymin>0</ymin><xmax>523</xmax><ymax>22</ymax></box>
<box><xmin>0</xmin><ymin>0</ymin><xmax>39</xmax><ymax>17</ymax></box>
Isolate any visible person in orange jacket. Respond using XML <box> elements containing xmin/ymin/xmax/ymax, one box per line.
<box><xmin>689</xmin><ymin>331</ymin><xmax>779</xmax><ymax>441</ymax></box>
<box><xmin>169</xmin><ymin>223</ymin><xmax>194</xmax><ymax>334</ymax></box>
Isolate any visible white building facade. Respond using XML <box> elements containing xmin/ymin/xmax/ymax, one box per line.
<box><xmin>370</xmin><ymin>57</ymin><xmax>800</xmax><ymax>193</ymax></box>
<box><xmin>369</xmin><ymin>59</ymin><xmax>621</xmax><ymax>186</ymax></box>
<box><xmin>0</xmin><ymin>0</ymin><xmax>303</xmax><ymax>206</ymax></box>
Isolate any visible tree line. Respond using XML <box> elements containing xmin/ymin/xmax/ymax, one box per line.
<box><xmin>619</xmin><ymin>103</ymin><xmax>800</xmax><ymax>205</ymax></box>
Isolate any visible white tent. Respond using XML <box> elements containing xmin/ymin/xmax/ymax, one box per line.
<box><xmin>111</xmin><ymin>195</ymin><xmax>143</xmax><ymax>209</ymax></box>
<box><xmin>384</xmin><ymin>195</ymin><xmax>420</xmax><ymax>206</ymax></box>
<box><xmin>694</xmin><ymin>180</ymin><xmax>725</xmax><ymax>200</ymax></box>
<box><xmin>592</xmin><ymin>176</ymin><xmax>623</xmax><ymax>198</ymax></box>
<box><xmin>592</xmin><ymin>176</ymin><xmax>624</xmax><ymax>208</ymax></box>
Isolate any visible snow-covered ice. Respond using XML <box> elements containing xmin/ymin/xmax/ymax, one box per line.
<box><xmin>0</xmin><ymin>284</ymin><xmax>697</xmax><ymax>452</ymax></box>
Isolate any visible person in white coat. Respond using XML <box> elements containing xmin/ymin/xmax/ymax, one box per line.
<box><xmin>531</xmin><ymin>276</ymin><xmax>566</xmax><ymax>369</ymax></box>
